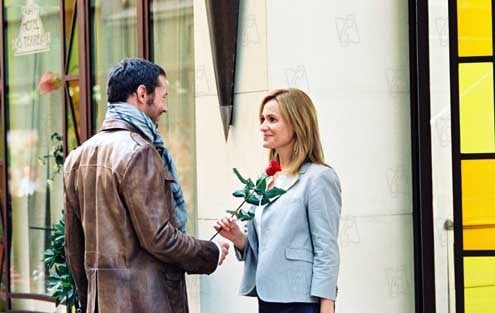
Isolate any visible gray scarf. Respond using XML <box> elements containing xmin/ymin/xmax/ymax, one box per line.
<box><xmin>105</xmin><ymin>102</ymin><xmax>187</xmax><ymax>233</ymax></box>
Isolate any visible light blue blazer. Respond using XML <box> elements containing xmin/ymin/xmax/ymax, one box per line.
<box><xmin>236</xmin><ymin>162</ymin><xmax>342</xmax><ymax>303</ymax></box>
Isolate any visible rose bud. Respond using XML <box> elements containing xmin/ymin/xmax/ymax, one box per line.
<box><xmin>265</xmin><ymin>160</ymin><xmax>282</xmax><ymax>176</ymax></box>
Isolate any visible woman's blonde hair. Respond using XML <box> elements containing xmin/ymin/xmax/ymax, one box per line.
<box><xmin>259</xmin><ymin>88</ymin><xmax>328</xmax><ymax>174</ymax></box>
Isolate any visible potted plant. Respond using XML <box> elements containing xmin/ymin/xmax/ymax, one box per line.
<box><xmin>43</xmin><ymin>218</ymin><xmax>79</xmax><ymax>310</ymax></box>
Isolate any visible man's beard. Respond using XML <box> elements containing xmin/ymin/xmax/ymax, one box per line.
<box><xmin>146</xmin><ymin>94</ymin><xmax>155</xmax><ymax>106</ymax></box>
<box><xmin>145</xmin><ymin>95</ymin><xmax>159</xmax><ymax>126</ymax></box>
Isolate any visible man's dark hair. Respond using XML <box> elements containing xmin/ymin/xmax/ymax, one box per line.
<box><xmin>106</xmin><ymin>58</ymin><xmax>166</xmax><ymax>103</ymax></box>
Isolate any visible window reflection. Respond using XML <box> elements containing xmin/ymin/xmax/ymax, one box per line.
<box><xmin>91</xmin><ymin>0</ymin><xmax>138</xmax><ymax>129</ymax></box>
<box><xmin>151</xmin><ymin>0</ymin><xmax>196</xmax><ymax>233</ymax></box>
<box><xmin>4</xmin><ymin>0</ymin><xmax>64</xmax><ymax>305</ymax></box>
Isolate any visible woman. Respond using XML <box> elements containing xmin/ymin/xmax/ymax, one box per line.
<box><xmin>215</xmin><ymin>88</ymin><xmax>342</xmax><ymax>313</ymax></box>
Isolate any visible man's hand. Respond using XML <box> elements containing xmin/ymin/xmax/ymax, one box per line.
<box><xmin>214</xmin><ymin>217</ymin><xmax>246</xmax><ymax>250</ymax></box>
<box><xmin>218</xmin><ymin>241</ymin><xmax>230</xmax><ymax>265</ymax></box>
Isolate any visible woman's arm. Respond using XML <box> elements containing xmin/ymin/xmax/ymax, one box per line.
<box><xmin>307</xmin><ymin>167</ymin><xmax>342</xmax><ymax>301</ymax></box>
<box><xmin>320</xmin><ymin>298</ymin><xmax>335</xmax><ymax>313</ymax></box>
<box><xmin>214</xmin><ymin>217</ymin><xmax>246</xmax><ymax>251</ymax></box>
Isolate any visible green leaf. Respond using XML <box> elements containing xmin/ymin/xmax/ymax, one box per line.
<box><xmin>232</xmin><ymin>190</ymin><xmax>246</xmax><ymax>198</ymax></box>
<box><xmin>265</xmin><ymin>187</ymin><xmax>286</xmax><ymax>198</ymax></box>
<box><xmin>260</xmin><ymin>196</ymin><xmax>271</xmax><ymax>205</ymax></box>
<box><xmin>237</xmin><ymin>211</ymin><xmax>255</xmax><ymax>221</ymax></box>
<box><xmin>51</xmin><ymin>132</ymin><xmax>62</xmax><ymax>141</ymax></box>
<box><xmin>232</xmin><ymin>168</ymin><xmax>249</xmax><ymax>184</ymax></box>
<box><xmin>246</xmin><ymin>194</ymin><xmax>262</xmax><ymax>205</ymax></box>
<box><xmin>255</xmin><ymin>177</ymin><xmax>267</xmax><ymax>193</ymax></box>
<box><xmin>226</xmin><ymin>209</ymin><xmax>254</xmax><ymax>221</ymax></box>
<box><xmin>55</xmin><ymin>155</ymin><xmax>64</xmax><ymax>165</ymax></box>
<box><xmin>227</xmin><ymin>210</ymin><xmax>245</xmax><ymax>220</ymax></box>
<box><xmin>226</xmin><ymin>210</ymin><xmax>239</xmax><ymax>216</ymax></box>
<box><xmin>246</xmin><ymin>178</ymin><xmax>255</xmax><ymax>188</ymax></box>
<box><xmin>42</xmin><ymin>216</ymin><xmax>79</xmax><ymax>310</ymax></box>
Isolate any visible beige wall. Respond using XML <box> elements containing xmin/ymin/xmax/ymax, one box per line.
<box><xmin>192</xmin><ymin>1</ymin><xmax>432</xmax><ymax>312</ymax></box>
<box><xmin>193</xmin><ymin>0</ymin><xmax>267</xmax><ymax>312</ymax></box>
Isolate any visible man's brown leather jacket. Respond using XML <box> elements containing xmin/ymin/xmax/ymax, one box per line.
<box><xmin>64</xmin><ymin>119</ymin><xmax>219</xmax><ymax>313</ymax></box>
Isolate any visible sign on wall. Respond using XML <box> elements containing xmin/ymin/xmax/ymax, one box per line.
<box><xmin>14</xmin><ymin>0</ymin><xmax>51</xmax><ymax>56</ymax></box>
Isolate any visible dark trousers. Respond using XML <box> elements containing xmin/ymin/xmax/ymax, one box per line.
<box><xmin>258</xmin><ymin>298</ymin><xmax>319</xmax><ymax>313</ymax></box>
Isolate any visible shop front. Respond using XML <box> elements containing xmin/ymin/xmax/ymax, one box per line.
<box><xmin>0</xmin><ymin>0</ymin><xmax>195</xmax><ymax>311</ymax></box>
<box><xmin>1</xmin><ymin>1</ymin><xmax>493</xmax><ymax>313</ymax></box>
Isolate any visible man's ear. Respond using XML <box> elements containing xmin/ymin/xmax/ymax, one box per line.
<box><xmin>136</xmin><ymin>84</ymin><xmax>148</xmax><ymax>104</ymax></box>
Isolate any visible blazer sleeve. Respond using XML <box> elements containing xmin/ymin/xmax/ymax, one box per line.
<box><xmin>235</xmin><ymin>245</ymin><xmax>248</xmax><ymax>261</ymax></box>
<box><xmin>235</xmin><ymin>221</ymin><xmax>256</xmax><ymax>261</ymax></box>
<box><xmin>234</xmin><ymin>240</ymin><xmax>248</xmax><ymax>261</ymax></box>
<box><xmin>122</xmin><ymin>145</ymin><xmax>219</xmax><ymax>275</ymax></box>
<box><xmin>307</xmin><ymin>167</ymin><xmax>342</xmax><ymax>300</ymax></box>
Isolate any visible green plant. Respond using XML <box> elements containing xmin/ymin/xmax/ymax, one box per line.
<box><xmin>39</xmin><ymin>132</ymin><xmax>64</xmax><ymax>184</ymax></box>
<box><xmin>227</xmin><ymin>160</ymin><xmax>286</xmax><ymax>221</ymax></box>
<box><xmin>210</xmin><ymin>161</ymin><xmax>286</xmax><ymax>240</ymax></box>
<box><xmin>43</xmin><ymin>218</ymin><xmax>79</xmax><ymax>308</ymax></box>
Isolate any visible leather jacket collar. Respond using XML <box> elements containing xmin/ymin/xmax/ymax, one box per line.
<box><xmin>99</xmin><ymin>118</ymin><xmax>151</xmax><ymax>143</ymax></box>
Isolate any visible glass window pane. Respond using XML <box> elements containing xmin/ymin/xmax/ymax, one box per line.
<box><xmin>4</xmin><ymin>0</ymin><xmax>64</xmax><ymax>302</ymax></box>
<box><xmin>459</xmin><ymin>63</ymin><xmax>495</xmax><ymax>153</ymax></box>
<box><xmin>67</xmin><ymin>22</ymin><xmax>79</xmax><ymax>75</ymax></box>
<box><xmin>0</xmin><ymin>110</ymin><xmax>4</xmax><ymax>160</ymax></box>
<box><xmin>462</xmin><ymin>159</ymin><xmax>495</xmax><ymax>250</ymax></box>
<box><xmin>66</xmin><ymin>80</ymin><xmax>80</xmax><ymax>150</ymax></box>
<box><xmin>0</xmin><ymin>181</ymin><xmax>4</xmax><ymax>290</ymax></box>
<box><xmin>464</xmin><ymin>257</ymin><xmax>495</xmax><ymax>312</ymax></box>
<box><xmin>64</xmin><ymin>0</ymin><xmax>76</xmax><ymax>59</ymax></box>
<box><xmin>12</xmin><ymin>298</ymin><xmax>66</xmax><ymax>312</ymax></box>
<box><xmin>458</xmin><ymin>0</ymin><xmax>492</xmax><ymax>56</ymax></box>
<box><xmin>151</xmin><ymin>0</ymin><xmax>196</xmax><ymax>233</ymax></box>
<box><xmin>464</xmin><ymin>227</ymin><xmax>495</xmax><ymax>250</ymax></box>
<box><xmin>90</xmin><ymin>0</ymin><xmax>137</xmax><ymax>131</ymax></box>
<box><xmin>0</xmin><ymin>65</ymin><xmax>3</xmax><ymax>282</ymax></box>
<box><xmin>63</xmin><ymin>0</ymin><xmax>78</xmax><ymax>75</ymax></box>
<box><xmin>0</xmin><ymin>110</ymin><xmax>5</xmax><ymax>161</ymax></box>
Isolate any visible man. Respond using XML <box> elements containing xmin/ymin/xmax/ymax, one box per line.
<box><xmin>64</xmin><ymin>58</ymin><xmax>228</xmax><ymax>313</ymax></box>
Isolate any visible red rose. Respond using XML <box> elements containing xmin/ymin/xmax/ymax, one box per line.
<box><xmin>211</xmin><ymin>163</ymin><xmax>287</xmax><ymax>240</ymax></box>
<box><xmin>265</xmin><ymin>160</ymin><xmax>282</xmax><ymax>176</ymax></box>
<box><xmin>38</xmin><ymin>72</ymin><xmax>62</xmax><ymax>95</ymax></box>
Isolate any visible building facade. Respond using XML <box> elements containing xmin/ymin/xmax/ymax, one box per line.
<box><xmin>0</xmin><ymin>0</ymin><xmax>491</xmax><ymax>313</ymax></box>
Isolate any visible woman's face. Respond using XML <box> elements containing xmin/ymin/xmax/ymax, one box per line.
<box><xmin>260</xmin><ymin>99</ymin><xmax>294</xmax><ymax>151</ymax></box>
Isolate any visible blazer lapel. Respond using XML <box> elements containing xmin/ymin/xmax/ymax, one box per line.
<box><xmin>277</xmin><ymin>174</ymin><xmax>299</xmax><ymax>192</ymax></box>
<box><xmin>264</xmin><ymin>163</ymin><xmax>310</xmax><ymax>208</ymax></box>
<box><xmin>246</xmin><ymin>220</ymin><xmax>258</xmax><ymax>259</ymax></box>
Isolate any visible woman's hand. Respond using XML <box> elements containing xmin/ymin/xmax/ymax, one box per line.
<box><xmin>214</xmin><ymin>217</ymin><xmax>246</xmax><ymax>250</ymax></box>
<box><xmin>320</xmin><ymin>298</ymin><xmax>335</xmax><ymax>313</ymax></box>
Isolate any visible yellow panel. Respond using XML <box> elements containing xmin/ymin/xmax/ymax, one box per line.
<box><xmin>463</xmin><ymin>227</ymin><xmax>495</xmax><ymax>250</ymax></box>
<box><xmin>458</xmin><ymin>0</ymin><xmax>492</xmax><ymax>56</ymax></box>
<box><xmin>462</xmin><ymin>160</ymin><xmax>495</xmax><ymax>250</ymax></box>
<box><xmin>459</xmin><ymin>63</ymin><xmax>495</xmax><ymax>153</ymax></box>
<box><xmin>464</xmin><ymin>257</ymin><xmax>495</xmax><ymax>313</ymax></box>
